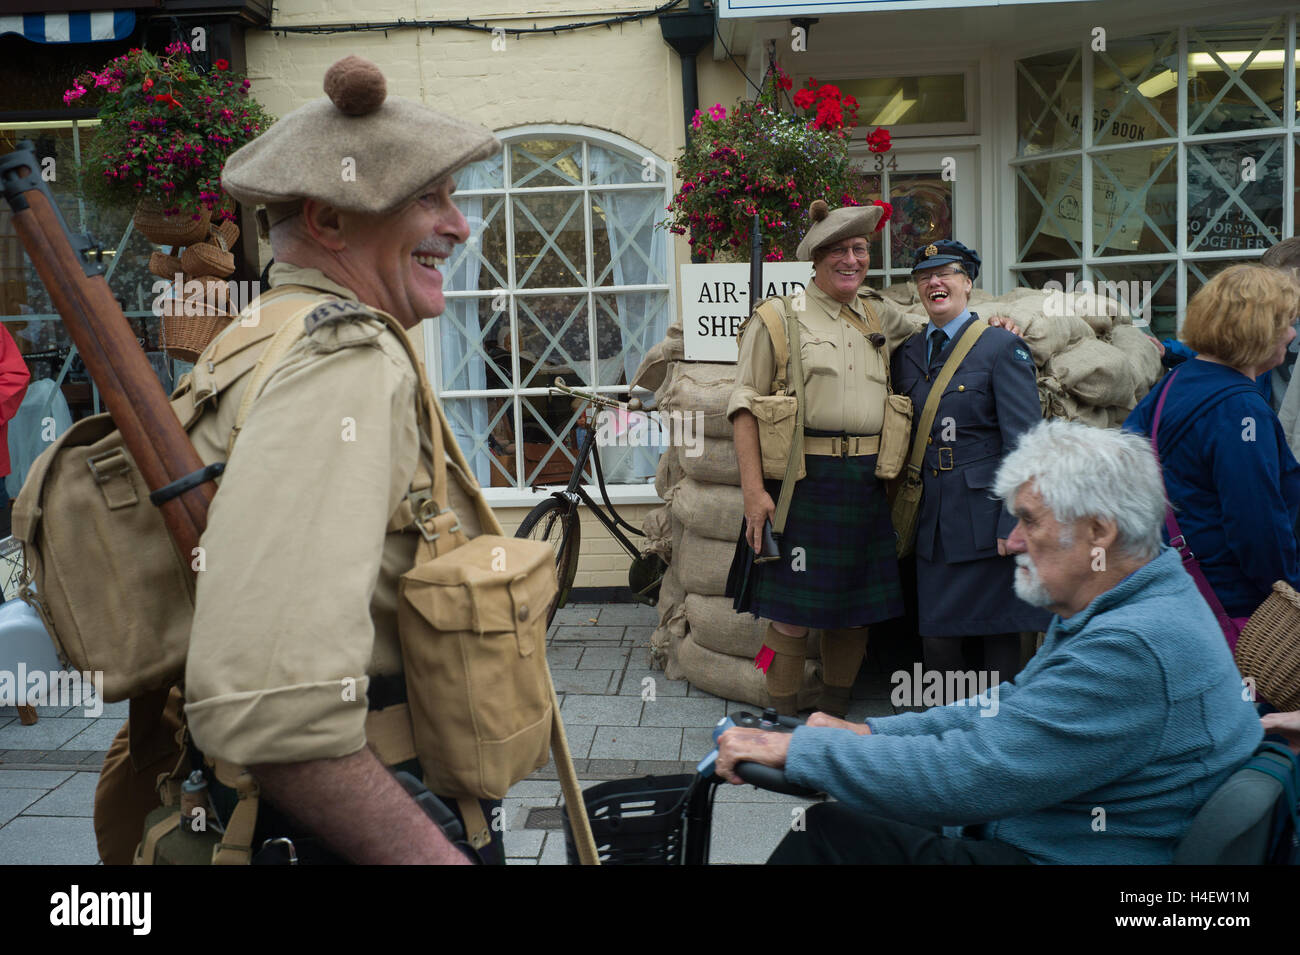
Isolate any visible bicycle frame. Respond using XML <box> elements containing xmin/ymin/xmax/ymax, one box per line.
<box><xmin>538</xmin><ymin>408</ymin><xmax>644</xmax><ymax>563</ymax></box>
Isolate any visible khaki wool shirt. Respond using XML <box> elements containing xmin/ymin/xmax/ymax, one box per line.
<box><xmin>184</xmin><ymin>263</ymin><xmax>482</xmax><ymax>766</ymax></box>
<box><xmin>727</xmin><ymin>279</ymin><xmax>924</xmax><ymax>434</ymax></box>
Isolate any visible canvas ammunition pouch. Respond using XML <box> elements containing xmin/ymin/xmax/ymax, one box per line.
<box><xmin>381</xmin><ymin>313</ymin><xmax>558</xmax><ymax>812</ymax></box>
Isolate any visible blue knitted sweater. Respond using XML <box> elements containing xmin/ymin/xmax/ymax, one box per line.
<box><xmin>785</xmin><ymin>547</ymin><xmax>1262</xmax><ymax>864</ymax></box>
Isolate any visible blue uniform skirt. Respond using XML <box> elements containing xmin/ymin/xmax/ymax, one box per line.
<box><xmin>726</xmin><ymin>452</ymin><xmax>904</xmax><ymax>629</ymax></box>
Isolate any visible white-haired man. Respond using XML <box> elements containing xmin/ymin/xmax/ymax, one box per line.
<box><xmin>717</xmin><ymin>419</ymin><xmax>1262</xmax><ymax>864</ymax></box>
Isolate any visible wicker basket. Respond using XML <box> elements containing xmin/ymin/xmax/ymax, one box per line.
<box><xmin>134</xmin><ymin>202</ymin><xmax>210</xmax><ymax>247</ymax></box>
<box><xmin>1235</xmin><ymin>580</ymin><xmax>1300</xmax><ymax>711</ymax></box>
<box><xmin>180</xmin><ymin>241</ymin><xmax>235</xmax><ymax>279</ymax></box>
<box><xmin>213</xmin><ymin>218</ymin><xmax>240</xmax><ymax>249</ymax></box>
<box><xmin>163</xmin><ymin>299</ymin><xmax>233</xmax><ymax>362</ymax></box>
<box><xmin>148</xmin><ymin>251</ymin><xmax>183</xmax><ymax>280</ymax></box>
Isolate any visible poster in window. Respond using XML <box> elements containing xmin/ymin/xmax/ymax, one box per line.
<box><xmin>1039</xmin><ymin>87</ymin><xmax>1162</xmax><ymax>251</ymax></box>
<box><xmin>1186</xmin><ymin>141</ymin><xmax>1282</xmax><ymax>252</ymax></box>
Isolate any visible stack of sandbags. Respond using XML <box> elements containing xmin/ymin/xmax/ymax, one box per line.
<box><xmin>979</xmin><ymin>287</ymin><xmax>1162</xmax><ymax>428</ymax></box>
<box><xmin>633</xmin><ymin>340</ymin><xmax>822</xmax><ymax>707</ymax></box>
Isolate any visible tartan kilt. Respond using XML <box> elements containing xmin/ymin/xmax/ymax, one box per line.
<box><xmin>727</xmin><ymin>452</ymin><xmax>903</xmax><ymax>629</ymax></box>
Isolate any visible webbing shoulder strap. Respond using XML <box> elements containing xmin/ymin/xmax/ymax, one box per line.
<box><xmin>754</xmin><ymin>299</ymin><xmax>790</xmax><ymax>395</ymax></box>
<box><xmin>226</xmin><ymin>301</ymin><xmax>318</xmax><ymax>456</ymax></box>
<box><xmin>774</xmin><ymin>303</ymin><xmax>805</xmax><ymax>534</ymax></box>
<box><xmin>904</xmin><ymin>320</ymin><xmax>987</xmax><ymax>479</ymax></box>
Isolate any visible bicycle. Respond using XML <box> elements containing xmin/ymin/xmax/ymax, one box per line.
<box><xmin>514</xmin><ymin>378</ymin><xmax>666</xmax><ymax>626</ymax></box>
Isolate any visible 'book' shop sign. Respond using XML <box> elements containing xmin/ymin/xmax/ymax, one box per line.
<box><xmin>680</xmin><ymin>263</ymin><xmax>809</xmax><ymax>362</ymax></box>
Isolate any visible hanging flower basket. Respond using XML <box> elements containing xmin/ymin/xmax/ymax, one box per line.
<box><xmin>65</xmin><ymin>42</ymin><xmax>273</xmax><ymax>226</ymax></box>
<box><xmin>664</xmin><ymin>67</ymin><xmax>891</xmax><ymax>262</ymax></box>
<box><xmin>133</xmin><ymin>200</ymin><xmax>210</xmax><ymax>246</ymax></box>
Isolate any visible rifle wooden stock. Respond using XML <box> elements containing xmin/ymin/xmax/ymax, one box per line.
<box><xmin>6</xmin><ymin>164</ymin><xmax>213</xmax><ymax>569</ymax></box>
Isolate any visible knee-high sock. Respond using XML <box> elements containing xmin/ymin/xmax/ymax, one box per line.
<box><xmin>764</xmin><ymin>624</ymin><xmax>805</xmax><ymax>712</ymax></box>
<box><xmin>821</xmin><ymin>627</ymin><xmax>869</xmax><ymax>688</ymax></box>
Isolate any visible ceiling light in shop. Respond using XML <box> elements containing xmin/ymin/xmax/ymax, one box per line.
<box><xmin>1187</xmin><ymin>49</ymin><xmax>1286</xmax><ymax>70</ymax></box>
<box><xmin>1137</xmin><ymin>71</ymin><xmax>1178</xmax><ymax>98</ymax></box>
<box><xmin>871</xmin><ymin>89</ymin><xmax>917</xmax><ymax>126</ymax></box>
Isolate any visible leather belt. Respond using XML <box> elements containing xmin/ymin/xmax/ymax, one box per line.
<box><xmin>803</xmin><ymin>434</ymin><xmax>880</xmax><ymax>457</ymax></box>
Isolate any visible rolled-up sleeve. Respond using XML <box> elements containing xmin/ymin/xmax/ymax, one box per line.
<box><xmin>726</xmin><ymin>314</ymin><xmax>777</xmax><ymax>421</ymax></box>
<box><xmin>185</xmin><ymin>330</ymin><xmax>420</xmax><ymax>766</ymax></box>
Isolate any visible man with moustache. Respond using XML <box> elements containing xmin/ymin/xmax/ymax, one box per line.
<box><xmin>95</xmin><ymin>55</ymin><xmax>505</xmax><ymax>865</ymax></box>
<box><xmin>717</xmin><ymin>420</ymin><xmax>1262</xmax><ymax>864</ymax></box>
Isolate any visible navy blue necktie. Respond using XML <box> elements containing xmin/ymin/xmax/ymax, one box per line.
<box><xmin>928</xmin><ymin>328</ymin><xmax>948</xmax><ymax>365</ymax></box>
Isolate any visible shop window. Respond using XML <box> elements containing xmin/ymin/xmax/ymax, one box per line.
<box><xmin>1012</xmin><ymin>14</ymin><xmax>1300</xmax><ymax>334</ymax></box>
<box><xmin>1187</xmin><ymin>20</ymin><xmax>1289</xmax><ymax>133</ymax></box>
<box><xmin>836</xmin><ymin>73</ymin><xmax>967</xmax><ymax>129</ymax></box>
<box><xmin>1016</xmin><ymin>48</ymin><xmax>1082</xmax><ymax>157</ymax></box>
<box><xmin>438</xmin><ymin>131</ymin><xmax>671</xmax><ymax>491</ymax></box>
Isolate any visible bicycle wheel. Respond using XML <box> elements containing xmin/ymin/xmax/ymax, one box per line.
<box><xmin>516</xmin><ymin>495</ymin><xmax>581</xmax><ymax>627</ymax></box>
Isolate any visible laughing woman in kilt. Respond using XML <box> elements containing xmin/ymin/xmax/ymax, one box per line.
<box><xmin>726</xmin><ymin>201</ymin><xmax>919</xmax><ymax>716</ymax></box>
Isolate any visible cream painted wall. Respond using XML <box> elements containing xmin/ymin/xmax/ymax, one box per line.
<box><xmin>497</xmin><ymin>502</ymin><xmax>662</xmax><ymax>591</ymax></box>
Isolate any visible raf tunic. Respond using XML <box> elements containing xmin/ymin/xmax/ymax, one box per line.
<box><xmin>889</xmin><ymin>312</ymin><xmax>1051</xmax><ymax>637</ymax></box>
<box><xmin>726</xmin><ymin>281</ymin><xmax>923</xmax><ymax>628</ymax></box>
<box><xmin>184</xmin><ymin>263</ymin><xmax>486</xmax><ymax>766</ymax></box>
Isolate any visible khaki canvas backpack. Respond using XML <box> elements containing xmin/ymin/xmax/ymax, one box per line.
<box><xmin>13</xmin><ymin>287</ymin><xmax>327</xmax><ymax>702</ymax></box>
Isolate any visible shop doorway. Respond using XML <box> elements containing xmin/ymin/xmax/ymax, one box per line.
<box><xmin>856</xmin><ymin>145</ymin><xmax>979</xmax><ymax>288</ymax></box>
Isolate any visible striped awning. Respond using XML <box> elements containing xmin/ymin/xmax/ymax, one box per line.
<box><xmin>0</xmin><ymin>11</ymin><xmax>136</xmax><ymax>44</ymax></box>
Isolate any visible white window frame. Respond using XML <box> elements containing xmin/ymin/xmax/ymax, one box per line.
<box><xmin>1002</xmin><ymin>12</ymin><xmax>1299</xmax><ymax>334</ymax></box>
<box><xmin>429</xmin><ymin>125</ymin><xmax>675</xmax><ymax>507</ymax></box>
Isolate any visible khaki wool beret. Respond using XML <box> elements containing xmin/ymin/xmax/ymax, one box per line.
<box><xmin>796</xmin><ymin>200</ymin><xmax>883</xmax><ymax>261</ymax></box>
<box><xmin>222</xmin><ymin>55</ymin><xmax>500</xmax><ymax>215</ymax></box>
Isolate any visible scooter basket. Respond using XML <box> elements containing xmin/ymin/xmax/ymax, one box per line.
<box><xmin>564</xmin><ymin>773</ymin><xmax>702</xmax><ymax>865</ymax></box>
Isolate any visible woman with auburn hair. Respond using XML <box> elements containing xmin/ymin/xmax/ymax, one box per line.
<box><xmin>1125</xmin><ymin>263</ymin><xmax>1300</xmax><ymax>645</ymax></box>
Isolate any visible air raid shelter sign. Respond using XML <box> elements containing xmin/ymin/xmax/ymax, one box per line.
<box><xmin>679</xmin><ymin>263</ymin><xmax>809</xmax><ymax>362</ymax></box>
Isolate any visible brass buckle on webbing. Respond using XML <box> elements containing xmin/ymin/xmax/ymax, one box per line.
<box><xmin>938</xmin><ymin>447</ymin><xmax>954</xmax><ymax>471</ymax></box>
<box><xmin>416</xmin><ymin>498</ymin><xmax>462</xmax><ymax>543</ymax></box>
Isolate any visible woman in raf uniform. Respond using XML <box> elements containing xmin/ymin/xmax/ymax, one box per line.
<box><xmin>889</xmin><ymin>240</ymin><xmax>1050</xmax><ymax>692</ymax></box>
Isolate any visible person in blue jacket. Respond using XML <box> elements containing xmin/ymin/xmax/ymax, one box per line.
<box><xmin>714</xmin><ymin>420</ymin><xmax>1262</xmax><ymax>864</ymax></box>
<box><xmin>1125</xmin><ymin>263</ymin><xmax>1300</xmax><ymax>640</ymax></box>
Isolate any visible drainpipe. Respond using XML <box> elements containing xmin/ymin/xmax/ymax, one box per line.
<box><xmin>660</xmin><ymin>0</ymin><xmax>715</xmax><ymax>147</ymax></box>
<box><xmin>660</xmin><ymin>1</ymin><xmax>717</xmax><ymax>263</ymax></box>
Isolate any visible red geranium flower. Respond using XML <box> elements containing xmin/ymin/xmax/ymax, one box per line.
<box><xmin>866</xmin><ymin>127</ymin><xmax>892</xmax><ymax>153</ymax></box>
<box><xmin>214</xmin><ymin>59</ymin><xmax>229</xmax><ymax>71</ymax></box>
<box><xmin>792</xmin><ymin>88</ymin><xmax>816</xmax><ymax>110</ymax></box>
<box><xmin>778</xmin><ymin>74</ymin><xmax>792</xmax><ymax>91</ymax></box>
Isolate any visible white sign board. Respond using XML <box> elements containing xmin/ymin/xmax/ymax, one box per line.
<box><xmin>720</xmin><ymin>0</ymin><xmax>1093</xmax><ymax>15</ymax></box>
<box><xmin>680</xmin><ymin>262</ymin><xmax>810</xmax><ymax>363</ymax></box>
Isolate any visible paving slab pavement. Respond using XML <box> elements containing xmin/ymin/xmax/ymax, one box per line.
<box><xmin>0</xmin><ymin>601</ymin><xmax>915</xmax><ymax>865</ymax></box>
